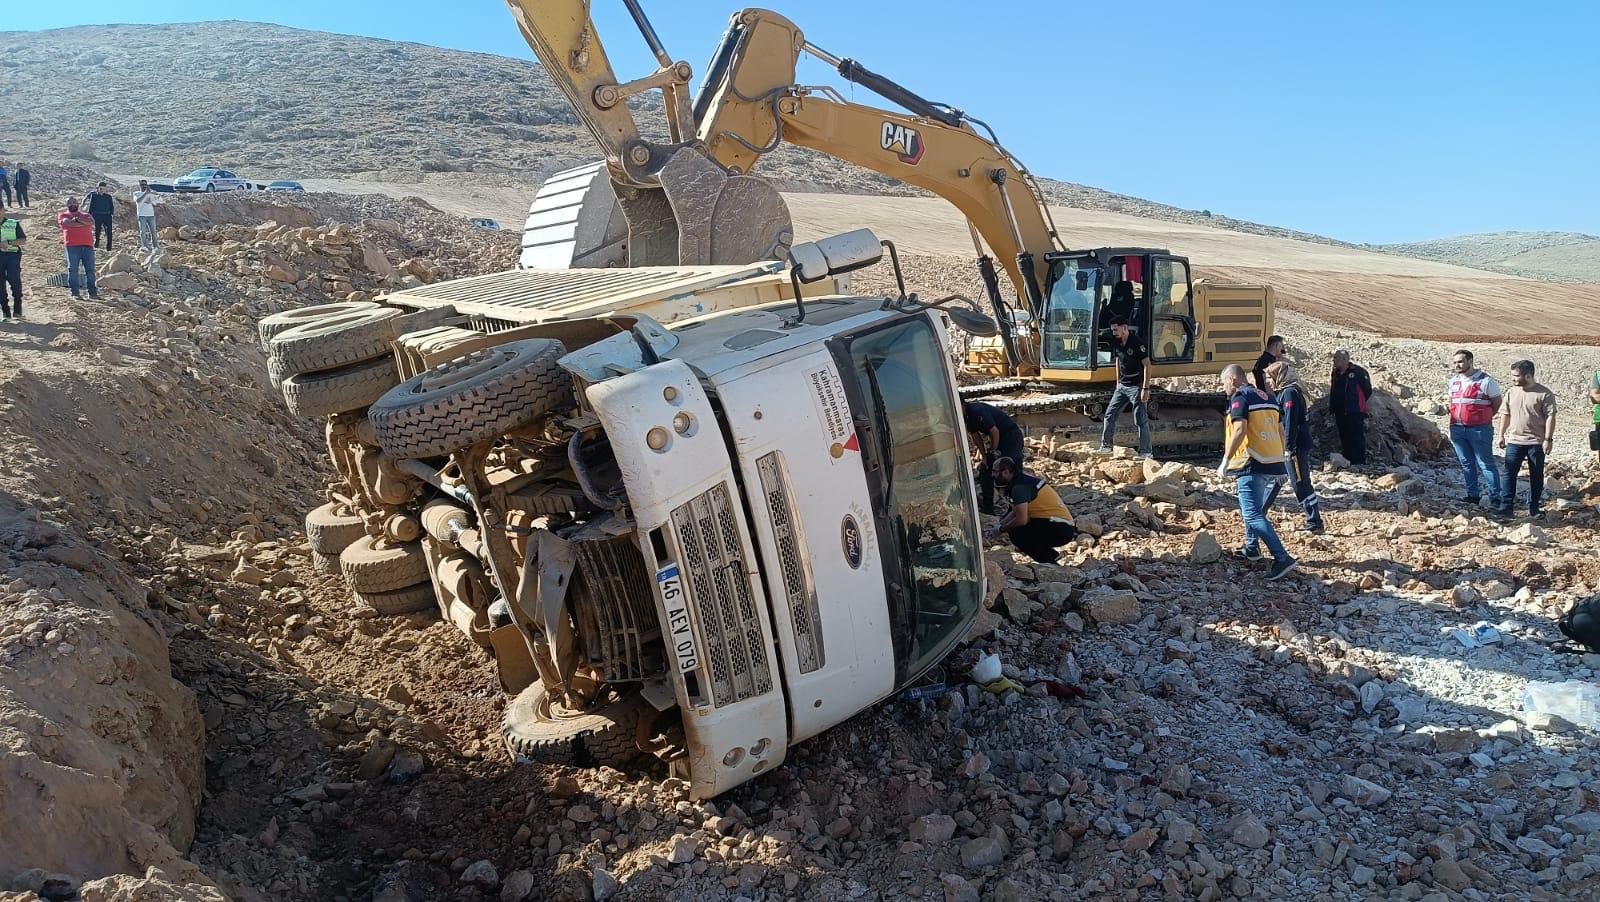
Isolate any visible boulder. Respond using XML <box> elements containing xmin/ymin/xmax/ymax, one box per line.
<box><xmin>95</xmin><ymin>272</ymin><xmax>139</xmax><ymax>292</ymax></box>
<box><xmin>1189</xmin><ymin>531</ymin><xmax>1222</xmax><ymax>564</ymax></box>
<box><xmin>1080</xmin><ymin>588</ymin><xmax>1139</xmax><ymax>626</ymax></box>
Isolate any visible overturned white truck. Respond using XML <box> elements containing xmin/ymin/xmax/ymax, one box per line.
<box><xmin>263</xmin><ymin>231</ymin><xmax>990</xmax><ymax>797</ymax></box>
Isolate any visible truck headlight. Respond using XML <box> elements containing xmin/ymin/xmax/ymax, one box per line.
<box><xmin>646</xmin><ymin>427</ymin><xmax>670</xmax><ymax>451</ymax></box>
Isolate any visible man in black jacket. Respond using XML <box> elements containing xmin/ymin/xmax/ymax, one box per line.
<box><xmin>964</xmin><ymin>399</ymin><xmax>1025</xmax><ymax>515</ymax></box>
<box><xmin>1264</xmin><ymin>361</ymin><xmax>1323</xmax><ymax>531</ymax></box>
<box><xmin>85</xmin><ymin>182</ymin><xmax>116</xmax><ymax>250</ymax></box>
<box><xmin>1253</xmin><ymin>334</ymin><xmax>1284</xmax><ymax>391</ymax></box>
<box><xmin>1329</xmin><ymin>349</ymin><xmax>1372</xmax><ymax>465</ymax></box>
<box><xmin>12</xmin><ymin>167</ymin><xmax>28</xmax><ymax>208</ymax></box>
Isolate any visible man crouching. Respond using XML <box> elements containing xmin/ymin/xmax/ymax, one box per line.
<box><xmin>986</xmin><ymin>457</ymin><xmax>1078</xmax><ymax>564</ymax></box>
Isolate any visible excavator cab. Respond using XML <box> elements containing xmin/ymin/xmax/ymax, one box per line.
<box><xmin>1039</xmin><ymin>249</ymin><xmax>1198</xmax><ymax>374</ymax></box>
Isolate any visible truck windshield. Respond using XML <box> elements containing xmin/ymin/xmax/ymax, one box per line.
<box><xmin>837</xmin><ymin>316</ymin><xmax>982</xmax><ymax>684</ymax></box>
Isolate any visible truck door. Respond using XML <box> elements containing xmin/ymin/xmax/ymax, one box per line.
<box><xmin>1149</xmin><ymin>256</ymin><xmax>1197</xmax><ymax>364</ymax></box>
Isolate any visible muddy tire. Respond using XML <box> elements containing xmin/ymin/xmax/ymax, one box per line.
<box><xmin>369</xmin><ymin>339</ymin><xmax>572</xmax><ymax>460</ymax></box>
<box><xmin>282</xmin><ymin>356</ymin><xmax>399</xmax><ymax>418</ymax></box>
<box><xmin>502</xmin><ymin>681</ymin><xmax>646</xmax><ymax>766</ymax></box>
<box><xmin>305</xmin><ymin>502</ymin><xmax>366</xmax><ymax>554</ymax></box>
<box><xmin>355</xmin><ymin>582</ymin><xmax>437</xmax><ymax>615</ymax></box>
<box><xmin>311</xmin><ymin>550</ymin><xmax>341</xmax><ymax>575</ymax></box>
<box><xmin>269</xmin><ymin>306</ymin><xmax>401</xmax><ymax>376</ymax></box>
<box><xmin>258</xmin><ymin>301</ymin><xmax>378</xmax><ymax>351</ymax></box>
<box><xmin>340</xmin><ymin>536</ymin><xmax>429</xmax><ymax>593</ymax></box>
<box><xmin>267</xmin><ymin>356</ymin><xmax>292</xmax><ymax>390</ymax></box>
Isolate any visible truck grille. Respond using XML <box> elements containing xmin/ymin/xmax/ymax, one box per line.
<box><xmin>670</xmin><ymin>483</ymin><xmax>773</xmax><ymax>706</ymax></box>
<box><xmin>756</xmin><ymin>452</ymin><xmax>824</xmax><ymax>673</ymax></box>
<box><xmin>571</xmin><ymin>528</ymin><xmax>663</xmax><ymax>682</ymax></box>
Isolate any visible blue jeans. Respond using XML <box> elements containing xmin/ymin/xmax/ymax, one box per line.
<box><xmin>1503</xmin><ymin>443</ymin><xmax>1545</xmax><ymax>514</ymax></box>
<box><xmin>1237</xmin><ymin>471</ymin><xmax>1289</xmax><ymax>561</ymax></box>
<box><xmin>1450</xmin><ymin>423</ymin><xmax>1501</xmax><ymax>503</ymax></box>
<box><xmin>66</xmin><ymin>246</ymin><xmax>97</xmax><ymax>296</ymax></box>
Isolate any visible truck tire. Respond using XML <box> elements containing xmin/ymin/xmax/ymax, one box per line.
<box><xmin>282</xmin><ymin>356</ymin><xmax>399</xmax><ymax>418</ymax></box>
<box><xmin>354</xmin><ymin>582</ymin><xmax>438</xmax><ymax>615</ymax></box>
<box><xmin>258</xmin><ymin>301</ymin><xmax>378</xmax><ymax>350</ymax></box>
<box><xmin>269</xmin><ymin>307</ymin><xmax>401</xmax><ymax>376</ymax></box>
<box><xmin>502</xmin><ymin>681</ymin><xmax>645</xmax><ymax>766</ymax></box>
<box><xmin>311</xmin><ymin>550</ymin><xmax>340</xmax><ymax>575</ymax></box>
<box><xmin>305</xmin><ymin>502</ymin><xmax>367</xmax><ymax>554</ymax></box>
<box><xmin>267</xmin><ymin>357</ymin><xmax>291</xmax><ymax>390</ymax></box>
<box><xmin>369</xmin><ymin>339</ymin><xmax>572</xmax><ymax>460</ymax></box>
<box><xmin>340</xmin><ymin>536</ymin><xmax>429</xmax><ymax>593</ymax></box>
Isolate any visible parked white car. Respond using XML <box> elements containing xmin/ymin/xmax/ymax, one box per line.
<box><xmin>470</xmin><ymin>218</ymin><xmax>502</xmax><ymax>230</ymax></box>
<box><xmin>173</xmin><ymin>168</ymin><xmax>249</xmax><ymax>193</ymax></box>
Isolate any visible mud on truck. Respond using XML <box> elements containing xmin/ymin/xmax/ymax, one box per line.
<box><xmin>262</xmin><ymin>230</ymin><xmax>993</xmax><ymax>798</ymax></box>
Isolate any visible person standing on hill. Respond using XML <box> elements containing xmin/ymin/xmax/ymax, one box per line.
<box><xmin>1096</xmin><ymin>317</ymin><xmax>1154</xmax><ymax>460</ymax></box>
<box><xmin>11</xmin><ymin>166</ymin><xmax>28</xmax><ymax>208</ymax></box>
<box><xmin>0</xmin><ymin>209</ymin><xmax>24</xmax><ymax>321</ymax></box>
<box><xmin>1328</xmin><ymin>349</ymin><xmax>1372</xmax><ymax>465</ymax></box>
<box><xmin>0</xmin><ymin>163</ymin><xmax>11</xmax><ymax>207</ymax></box>
<box><xmin>1219</xmin><ymin>363</ymin><xmax>1297</xmax><ymax>580</ymax></box>
<box><xmin>963</xmin><ymin>399</ymin><xmax>1024</xmax><ymax>515</ymax></box>
<box><xmin>1264</xmin><ymin>361</ymin><xmax>1324</xmax><ymax>532</ymax></box>
<box><xmin>57</xmin><ymin>198</ymin><xmax>98</xmax><ymax>300</ymax></box>
<box><xmin>1447</xmin><ymin>349</ymin><xmax>1504</xmax><ymax>508</ymax></box>
<box><xmin>133</xmin><ymin>180</ymin><xmax>163</xmax><ymax>252</ymax></box>
<box><xmin>1498</xmin><ymin>359</ymin><xmax>1556</xmax><ymax>520</ymax></box>
<box><xmin>84</xmin><ymin>182</ymin><xmax>115</xmax><ymax>250</ymax></box>
<box><xmin>1253</xmin><ymin>334</ymin><xmax>1284</xmax><ymax>392</ymax></box>
<box><xmin>1589</xmin><ymin>367</ymin><xmax>1600</xmax><ymax>465</ymax></box>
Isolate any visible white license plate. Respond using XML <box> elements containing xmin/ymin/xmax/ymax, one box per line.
<box><xmin>657</xmin><ymin>564</ymin><xmax>700</xmax><ymax>673</ymax></box>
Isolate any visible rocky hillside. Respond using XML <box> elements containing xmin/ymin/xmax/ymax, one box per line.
<box><xmin>0</xmin><ymin>20</ymin><xmax>1363</xmax><ymax>250</ymax></box>
<box><xmin>1382</xmin><ymin>232</ymin><xmax>1600</xmax><ymax>283</ymax></box>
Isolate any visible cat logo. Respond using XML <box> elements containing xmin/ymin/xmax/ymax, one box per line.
<box><xmin>880</xmin><ymin>121</ymin><xmax>924</xmax><ymax>165</ymax></box>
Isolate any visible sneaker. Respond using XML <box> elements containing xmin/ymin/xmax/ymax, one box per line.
<box><xmin>1093</xmin><ymin>446</ymin><xmax>1112</xmax><ymax>455</ymax></box>
<box><xmin>1134</xmin><ymin>452</ymin><xmax>1150</xmax><ymax>461</ymax></box>
<box><xmin>1530</xmin><ymin>510</ymin><xmax>1545</xmax><ymax>521</ymax></box>
<box><xmin>1305</xmin><ymin>521</ymin><xmax>1326</xmax><ymax>534</ymax></box>
<box><xmin>88</xmin><ymin>292</ymin><xmax>99</xmax><ymax>300</ymax></box>
<box><xmin>1234</xmin><ymin>545</ymin><xmax>1263</xmax><ymax>562</ymax></box>
<box><xmin>1266</xmin><ymin>557</ymin><xmax>1298</xmax><ymax>581</ymax></box>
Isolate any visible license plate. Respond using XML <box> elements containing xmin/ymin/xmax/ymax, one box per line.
<box><xmin>656</xmin><ymin>564</ymin><xmax>700</xmax><ymax>673</ymax></box>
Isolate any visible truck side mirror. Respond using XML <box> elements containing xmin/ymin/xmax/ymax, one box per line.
<box><xmin>946</xmin><ymin>307</ymin><xmax>999</xmax><ymax>337</ymax></box>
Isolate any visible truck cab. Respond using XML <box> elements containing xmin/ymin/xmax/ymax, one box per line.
<box><xmin>275</xmin><ymin>229</ymin><xmax>986</xmax><ymax>798</ymax></box>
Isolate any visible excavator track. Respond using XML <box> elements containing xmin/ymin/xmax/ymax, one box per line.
<box><xmin>960</xmin><ymin>383</ymin><xmax>1227</xmax><ymax>461</ymax></box>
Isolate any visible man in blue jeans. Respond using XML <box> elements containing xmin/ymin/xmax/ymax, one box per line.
<box><xmin>1498</xmin><ymin>359</ymin><xmax>1556</xmax><ymax>520</ymax></box>
<box><xmin>1218</xmin><ymin>364</ymin><xmax>1296</xmax><ymax>581</ymax></box>
<box><xmin>1447</xmin><ymin>349</ymin><xmax>1503</xmax><ymax>508</ymax></box>
<box><xmin>57</xmin><ymin>199</ymin><xmax>99</xmax><ymax>299</ymax></box>
<box><xmin>1096</xmin><ymin>317</ymin><xmax>1153</xmax><ymax>459</ymax></box>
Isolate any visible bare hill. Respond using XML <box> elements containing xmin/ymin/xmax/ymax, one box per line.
<box><xmin>2</xmin><ymin>20</ymin><xmax>1357</xmax><ymax>249</ymax></box>
<box><xmin>1382</xmin><ymin>231</ymin><xmax>1600</xmax><ymax>283</ymax></box>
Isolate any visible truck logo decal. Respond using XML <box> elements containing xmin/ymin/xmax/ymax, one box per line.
<box><xmin>807</xmin><ymin>365</ymin><xmax>857</xmax><ymax>465</ymax></box>
<box><xmin>841</xmin><ymin>515</ymin><xmax>863</xmax><ymax>569</ymax></box>
<box><xmin>881</xmin><ymin>121</ymin><xmax>924</xmax><ymax>165</ymax></box>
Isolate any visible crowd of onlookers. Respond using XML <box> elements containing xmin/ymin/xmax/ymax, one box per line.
<box><xmin>0</xmin><ymin>166</ymin><xmax>170</xmax><ymax>316</ymax></box>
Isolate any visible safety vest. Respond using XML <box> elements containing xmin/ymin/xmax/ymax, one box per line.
<box><xmin>1021</xmin><ymin>477</ymin><xmax>1074</xmax><ymax>525</ymax></box>
<box><xmin>0</xmin><ymin>219</ymin><xmax>17</xmax><ymax>251</ymax></box>
<box><xmin>1448</xmin><ymin>370</ymin><xmax>1498</xmax><ymax>427</ymax></box>
<box><xmin>1228</xmin><ymin>388</ymin><xmax>1288</xmax><ymax>471</ymax></box>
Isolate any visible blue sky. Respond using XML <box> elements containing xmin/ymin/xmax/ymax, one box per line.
<box><xmin>10</xmin><ymin>0</ymin><xmax>1598</xmax><ymax>244</ymax></box>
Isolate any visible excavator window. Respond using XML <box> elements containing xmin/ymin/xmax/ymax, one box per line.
<box><xmin>1149</xmin><ymin>257</ymin><xmax>1197</xmax><ymax>363</ymax></box>
<box><xmin>1040</xmin><ymin>259</ymin><xmax>1097</xmax><ymax>370</ymax></box>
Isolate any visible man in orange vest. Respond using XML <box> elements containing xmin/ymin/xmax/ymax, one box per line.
<box><xmin>1218</xmin><ymin>364</ymin><xmax>1296</xmax><ymax>581</ymax></box>
<box><xmin>1447</xmin><ymin>349</ymin><xmax>1503</xmax><ymax>508</ymax></box>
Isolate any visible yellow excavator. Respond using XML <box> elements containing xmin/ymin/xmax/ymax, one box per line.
<box><xmin>503</xmin><ymin>1</ymin><xmax>1273</xmax><ymax>455</ymax></box>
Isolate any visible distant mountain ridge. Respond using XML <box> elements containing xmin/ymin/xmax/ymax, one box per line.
<box><xmin>1381</xmin><ymin>231</ymin><xmax>1600</xmax><ymax>283</ymax></box>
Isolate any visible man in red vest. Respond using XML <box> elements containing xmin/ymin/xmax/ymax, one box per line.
<box><xmin>1448</xmin><ymin>349</ymin><xmax>1503</xmax><ymax>508</ymax></box>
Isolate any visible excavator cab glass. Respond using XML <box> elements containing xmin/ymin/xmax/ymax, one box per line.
<box><xmin>1040</xmin><ymin>258</ymin><xmax>1098</xmax><ymax>370</ymax></box>
<box><xmin>1149</xmin><ymin>257</ymin><xmax>1198</xmax><ymax>363</ymax></box>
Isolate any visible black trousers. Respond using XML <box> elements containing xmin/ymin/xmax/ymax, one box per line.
<box><xmin>0</xmin><ymin>254</ymin><xmax>19</xmax><ymax>317</ymax></box>
<box><xmin>0</xmin><ymin>180</ymin><xmax>10</xmax><ymax>205</ymax></box>
<box><xmin>1266</xmin><ymin>451</ymin><xmax>1323</xmax><ymax>526</ymax></box>
<box><xmin>1503</xmin><ymin>443</ymin><xmax>1546</xmax><ymax>514</ymax></box>
<box><xmin>1334</xmin><ymin>413</ymin><xmax>1366</xmax><ymax>464</ymax></box>
<box><xmin>975</xmin><ymin>435</ymin><xmax>1025</xmax><ymax>514</ymax></box>
<box><xmin>1009</xmin><ymin>519</ymin><xmax>1077</xmax><ymax>564</ymax></box>
<box><xmin>14</xmin><ymin>182</ymin><xmax>27</xmax><ymax>207</ymax></box>
<box><xmin>93</xmin><ymin>214</ymin><xmax>114</xmax><ymax>249</ymax></box>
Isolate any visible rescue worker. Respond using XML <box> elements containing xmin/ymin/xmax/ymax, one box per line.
<box><xmin>0</xmin><ymin>208</ymin><xmax>24</xmax><ymax>320</ymax></box>
<box><xmin>1095</xmin><ymin>317</ymin><xmax>1153</xmax><ymax>459</ymax></box>
<box><xmin>1447</xmin><ymin>349</ymin><xmax>1503</xmax><ymax>507</ymax></box>
<box><xmin>1329</xmin><ymin>350</ymin><xmax>1372</xmax><ymax>465</ymax></box>
<box><xmin>963</xmin><ymin>399</ymin><xmax>1024</xmax><ymax>515</ymax></box>
<box><xmin>1498</xmin><ymin>360</ymin><xmax>1556</xmax><ymax>520</ymax></box>
<box><xmin>1253</xmin><ymin>334</ymin><xmax>1284</xmax><ymax>392</ymax></box>
<box><xmin>1264</xmin><ymin>361</ymin><xmax>1323</xmax><ymax>532</ymax></box>
<box><xmin>1218</xmin><ymin>364</ymin><xmax>1297</xmax><ymax>580</ymax></box>
<box><xmin>987</xmin><ymin>456</ymin><xmax>1077</xmax><ymax>564</ymax></box>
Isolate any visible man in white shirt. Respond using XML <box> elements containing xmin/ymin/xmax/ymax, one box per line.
<box><xmin>133</xmin><ymin>180</ymin><xmax>163</xmax><ymax>252</ymax></box>
<box><xmin>1447</xmin><ymin>349</ymin><xmax>1503</xmax><ymax>508</ymax></box>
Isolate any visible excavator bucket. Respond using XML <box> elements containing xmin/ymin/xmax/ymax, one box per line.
<box><xmin>519</xmin><ymin>153</ymin><xmax>793</xmax><ymax>270</ymax></box>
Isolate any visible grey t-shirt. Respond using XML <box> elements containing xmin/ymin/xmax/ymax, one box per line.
<box><xmin>1504</xmin><ymin>383</ymin><xmax>1556</xmax><ymax>446</ymax></box>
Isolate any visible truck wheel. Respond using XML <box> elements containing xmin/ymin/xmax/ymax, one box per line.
<box><xmin>340</xmin><ymin>536</ymin><xmax>429</xmax><ymax>593</ymax></box>
<box><xmin>354</xmin><ymin>582</ymin><xmax>437</xmax><ymax>615</ymax></box>
<box><xmin>311</xmin><ymin>550</ymin><xmax>341</xmax><ymax>575</ymax></box>
<box><xmin>305</xmin><ymin>501</ymin><xmax>367</xmax><ymax>554</ymax></box>
<box><xmin>502</xmin><ymin>681</ymin><xmax>645</xmax><ymax>766</ymax></box>
<box><xmin>258</xmin><ymin>301</ymin><xmax>378</xmax><ymax>350</ymax></box>
<box><xmin>369</xmin><ymin>339</ymin><xmax>572</xmax><ymax>460</ymax></box>
<box><xmin>267</xmin><ymin>356</ymin><xmax>291</xmax><ymax>390</ymax></box>
<box><xmin>270</xmin><ymin>307</ymin><xmax>401</xmax><ymax>376</ymax></box>
<box><xmin>282</xmin><ymin>356</ymin><xmax>399</xmax><ymax>418</ymax></box>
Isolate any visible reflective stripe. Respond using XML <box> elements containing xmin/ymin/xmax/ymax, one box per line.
<box><xmin>1450</xmin><ymin>372</ymin><xmax>1499</xmax><ymax>426</ymax></box>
